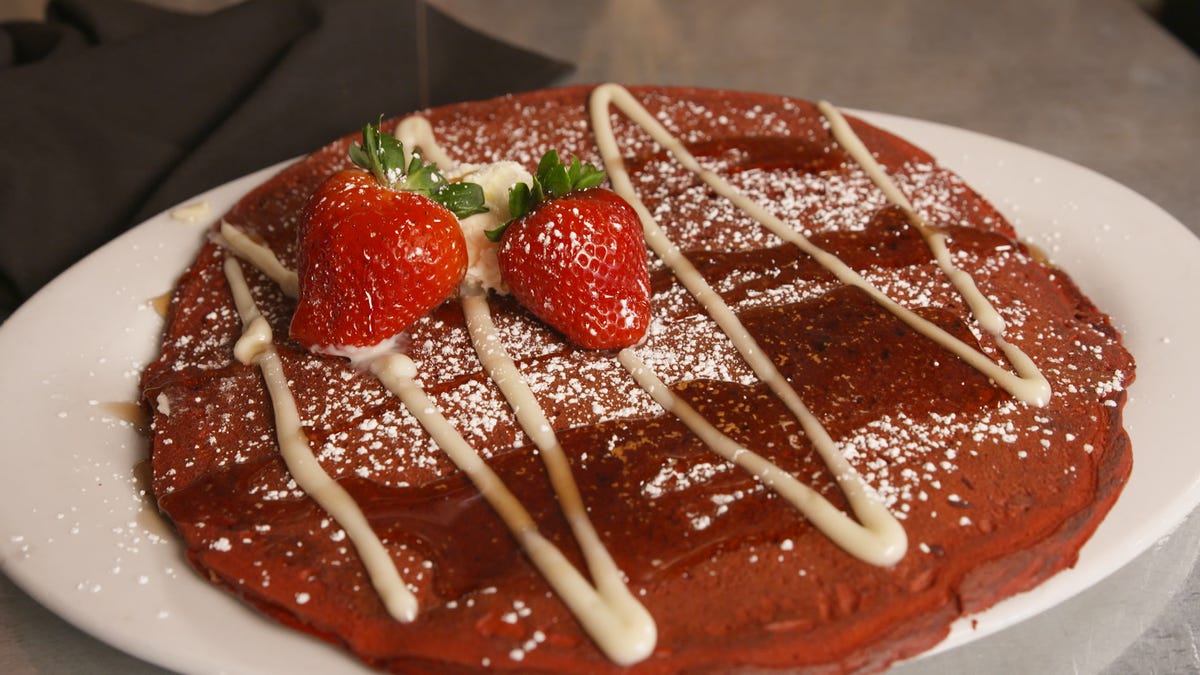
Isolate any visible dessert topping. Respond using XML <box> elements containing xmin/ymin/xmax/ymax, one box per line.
<box><xmin>224</xmin><ymin>256</ymin><xmax>418</xmax><ymax>622</ymax></box>
<box><xmin>489</xmin><ymin>151</ymin><xmax>652</xmax><ymax>350</ymax></box>
<box><xmin>815</xmin><ymin>101</ymin><xmax>1051</xmax><ymax>404</ymax></box>
<box><xmin>589</xmin><ymin>84</ymin><xmax>1049</xmax><ymax>406</ymax></box>
<box><xmin>443</xmin><ymin>161</ymin><xmax>533</xmax><ymax>294</ymax></box>
<box><xmin>289</xmin><ymin>121</ymin><xmax>485</xmax><ymax>356</ymax></box>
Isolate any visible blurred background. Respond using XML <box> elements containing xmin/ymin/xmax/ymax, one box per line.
<box><xmin>2</xmin><ymin>0</ymin><xmax>1197</xmax><ymax>53</ymax></box>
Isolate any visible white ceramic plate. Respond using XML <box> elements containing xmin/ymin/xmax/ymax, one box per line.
<box><xmin>1</xmin><ymin>111</ymin><xmax>1197</xmax><ymax>674</ymax></box>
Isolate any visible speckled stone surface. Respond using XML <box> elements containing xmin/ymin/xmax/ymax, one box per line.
<box><xmin>433</xmin><ymin>0</ymin><xmax>1199</xmax><ymax>232</ymax></box>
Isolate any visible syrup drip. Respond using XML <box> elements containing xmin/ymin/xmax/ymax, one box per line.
<box><xmin>148</xmin><ymin>292</ymin><xmax>172</xmax><ymax>318</ymax></box>
<box><xmin>96</xmin><ymin>400</ymin><xmax>149</xmax><ymax>433</ymax></box>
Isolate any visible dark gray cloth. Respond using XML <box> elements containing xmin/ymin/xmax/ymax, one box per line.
<box><xmin>0</xmin><ymin>0</ymin><xmax>571</xmax><ymax>322</ymax></box>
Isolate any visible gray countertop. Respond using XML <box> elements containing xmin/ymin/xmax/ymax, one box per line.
<box><xmin>2</xmin><ymin>0</ymin><xmax>1198</xmax><ymax>672</ymax></box>
<box><xmin>433</xmin><ymin>0</ymin><xmax>1199</xmax><ymax>228</ymax></box>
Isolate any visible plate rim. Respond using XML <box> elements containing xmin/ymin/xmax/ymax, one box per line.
<box><xmin>0</xmin><ymin>105</ymin><xmax>1197</xmax><ymax>673</ymax></box>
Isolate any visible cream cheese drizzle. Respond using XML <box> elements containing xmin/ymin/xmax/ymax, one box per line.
<box><xmin>373</xmin><ymin>287</ymin><xmax>656</xmax><ymax>665</ymax></box>
<box><xmin>395</xmin><ymin>115</ymin><xmax>457</xmax><ymax>169</ymax></box>
<box><xmin>221</xmin><ymin>256</ymin><xmax>418</xmax><ymax>622</ymax></box>
<box><xmin>590</xmin><ymin>83</ymin><xmax>907</xmax><ymax>565</ymax></box>
<box><xmin>396</xmin><ymin>122</ymin><xmax>656</xmax><ymax>660</ymax></box>
<box><xmin>815</xmin><ymin>102</ymin><xmax>1050</xmax><ymax>405</ymax></box>
<box><xmin>216</xmin><ymin>220</ymin><xmax>656</xmax><ymax>662</ymax></box>
<box><xmin>218</xmin><ymin>221</ymin><xmax>300</xmax><ymax>298</ymax></box>
<box><xmin>589</xmin><ymin>83</ymin><xmax>1049</xmax><ymax>407</ymax></box>
<box><xmin>619</xmin><ymin>349</ymin><xmax>905</xmax><ymax>565</ymax></box>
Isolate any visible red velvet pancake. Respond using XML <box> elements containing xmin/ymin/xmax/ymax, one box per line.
<box><xmin>140</xmin><ymin>86</ymin><xmax>1134</xmax><ymax>673</ymax></box>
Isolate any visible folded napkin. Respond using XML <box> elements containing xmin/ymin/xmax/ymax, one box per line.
<box><xmin>0</xmin><ymin>0</ymin><xmax>572</xmax><ymax>322</ymax></box>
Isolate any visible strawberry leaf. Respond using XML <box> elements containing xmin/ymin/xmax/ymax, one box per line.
<box><xmin>439</xmin><ymin>182</ymin><xmax>489</xmax><ymax>220</ymax></box>
<box><xmin>487</xmin><ymin>183</ymin><xmax>530</xmax><ymax>242</ymax></box>
<box><xmin>508</xmin><ymin>182</ymin><xmax>532</xmax><ymax>222</ymax></box>
<box><xmin>544</xmin><ymin>164</ymin><xmax>572</xmax><ymax>200</ymax></box>
<box><xmin>572</xmin><ymin>162</ymin><xmax>606</xmax><ymax>191</ymax></box>
<box><xmin>351</xmin><ymin>119</ymin><xmax>408</xmax><ymax>186</ymax></box>
<box><xmin>402</xmin><ymin>154</ymin><xmax>447</xmax><ymax>196</ymax></box>
<box><xmin>347</xmin><ymin>142</ymin><xmax>370</xmax><ymax>175</ymax></box>
<box><xmin>484</xmin><ymin>223</ymin><xmax>507</xmax><ymax>243</ymax></box>
<box><xmin>502</xmin><ymin>150</ymin><xmax>609</xmax><ymax>227</ymax></box>
<box><xmin>348</xmin><ymin>118</ymin><xmax>486</xmax><ymax>220</ymax></box>
<box><xmin>536</xmin><ymin>150</ymin><xmax>561</xmax><ymax>185</ymax></box>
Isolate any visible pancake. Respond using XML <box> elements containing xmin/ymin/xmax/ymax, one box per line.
<box><xmin>139</xmin><ymin>85</ymin><xmax>1135</xmax><ymax>673</ymax></box>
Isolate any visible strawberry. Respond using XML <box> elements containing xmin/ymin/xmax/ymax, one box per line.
<box><xmin>290</xmin><ymin>120</ymin><xmax>486</xmax><ymax>354</ymax></box>
<box><xmin>489</xmin><ymin>151</ymin><xmax>650</xmax><ymax>350</ymax></box>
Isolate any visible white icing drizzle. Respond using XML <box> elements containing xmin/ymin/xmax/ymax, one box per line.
<box><xmin>217</xmin><ymin>221</ymin><xmax>300</xmax><ymax>298</ymax></box>
<box><xmin>619</xmin><ymin>349</ymin><xmax>905</xmax><ymax>565</ymax></box>
<box><xmin>590</xmin><ymin>83</ymin><xmax>907</xmax><ymax>565</ymax></box>
<box><xmin>368</xmin><ymin>288</ymin><xmax>657</xmax><ymax>665</ymax></box>
<box><xmin>221</xmin><ymin>256</ymin><xmax>418</xmax><ymax>623</ymax></box>
<box><xmin>589</xmin><ymin>84</ymin><xmax>1049</xmax><ymax>407</ymax></box>
<box><xmin>815</xmin><ymin>102</ymin><xmax>1049</xmax><ymax>404</ymax></box>
<box><xmin>170</xmin><ymin>200</ymin><xmax>211</xmax><ymax>223</ymax></box>
<box><xmin>216</xmin><ymin>222</ymin><xmax>656</xmax><ymax>663</ymax></box>
<box><xmin>394</xmin><ymin>115</ymin><xmax>457</xmax><ymax>169</ymax></box>
<box><xmin>398</xmin><ymin>121</ymin><xmax>656</xmax><ymax>660</ymax></box>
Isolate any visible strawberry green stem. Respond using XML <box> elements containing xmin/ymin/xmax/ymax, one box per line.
<box><xmin>487</xmin><ymin>150</ymin><xmax>607</xmax><ymax>242</ymax></box>
<box><xmin>349</xmin><ymin>118</ymin><xmax>487</xmax><ymax>220</ymax></box>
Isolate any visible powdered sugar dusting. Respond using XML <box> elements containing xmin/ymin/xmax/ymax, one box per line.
<box><xmin>141</xmin><ymin>86</ymin><xmax>1135</xmax><ymax>670</ymax></box>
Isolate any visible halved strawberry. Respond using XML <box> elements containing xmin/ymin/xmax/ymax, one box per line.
<box><xmin>489</xmin><ymin>151</ymin><xmax>651</xmax><ymax>350</ymax></box>
<box><xmin>290</xmin><ymin>121</ymin><xmax>486</xmax><ymax>355</ymax></box>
